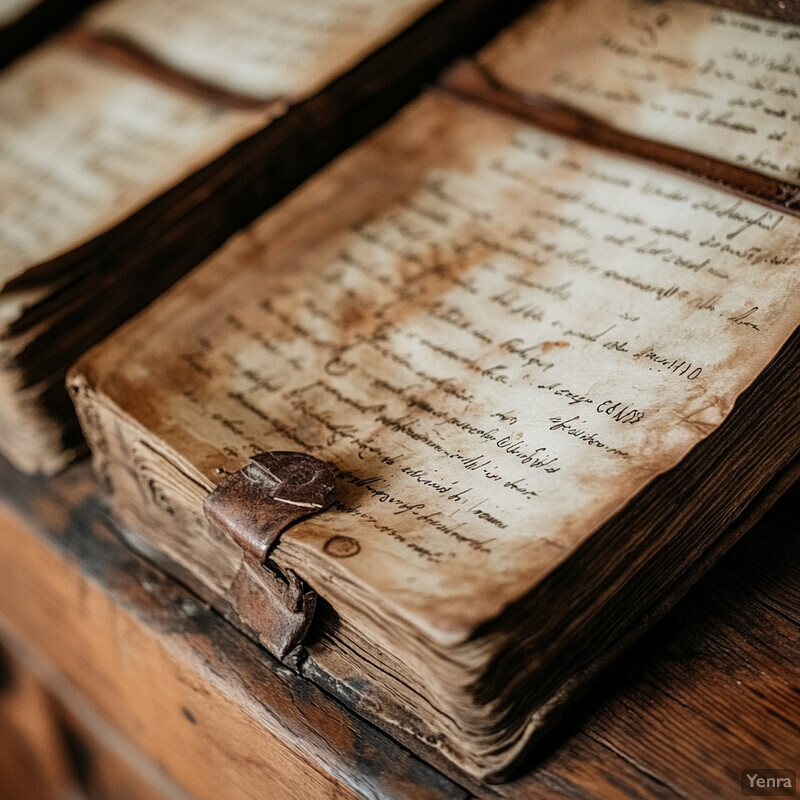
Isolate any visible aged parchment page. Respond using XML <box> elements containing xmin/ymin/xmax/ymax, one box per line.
<box><xmin>80</xmin><ymin>92</ymin><xmax>800</xmax><ymax>642</ymax></box>
<box><xmin>0</xmin><ymin>44</ymin><xmax>272</xmax><ymax>287</ymax></box>
<box><xmin>480</xmin><ymin>0</ymin><xmax>800</xmax><ymax>183</ymax></box>
<box><xmin>86</xmin><ymin>0</ymin><xmax>440</xmax><ymax>101</ymax></box>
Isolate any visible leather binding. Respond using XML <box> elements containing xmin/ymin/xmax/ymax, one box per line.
<box><xmin>203</xmin><ymin>451</ymin><xmax>336</xmax><ymax>659</ymax></box>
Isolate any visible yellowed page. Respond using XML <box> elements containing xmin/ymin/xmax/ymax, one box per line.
<box><xmin>480</xmin><ymin>0</ymin><xmax>800</xmax><ymax>184</ymax></box>
<box><xmin>0</xmin><ymin>0</ymin><xmax>38</xmax><ymax>25</ymax></box>
<box><xmin>0</xmin><ymin>44</ymin><xmax>275</xmax><ymax>287</ymax></box>
<box><xmin>86</xmin><ymin>0</ymin><xmax>440</xmax><ymax>101</ymax></box>
<box><xmin>81</xmin><ymin>91</ymin><xmax>800</xmax><ymax>642</ymax></box>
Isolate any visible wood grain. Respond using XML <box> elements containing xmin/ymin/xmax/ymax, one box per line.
<box><xmin>0</xmin><ymin>640</ymin><xmax>72</xmax><ymax>800</ymax></box>
<box><xmin>0</xmin><ymin>458</ymin><xmax>797</xmax><ymax>798</ymax></box>
<box><xmin>0</xmin><ymin>638</ymin><xmax>187</xmax><ymax>800</ymax></box>
<box><xmin>0</xmin><ymin>461</ymin><xmax>464</xmax><ymax>800</ymax></box>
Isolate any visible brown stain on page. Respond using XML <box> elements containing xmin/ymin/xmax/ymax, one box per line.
<box><xmin>540</xmin><ymin>341</ymin><xmax>570</xmax><ymax>353</ymax></box>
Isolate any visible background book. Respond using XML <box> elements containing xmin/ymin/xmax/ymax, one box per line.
<box><xmin>0</xmin><ymin>0</ymin><xmax>529</xmax><ymax>474</ymax></box>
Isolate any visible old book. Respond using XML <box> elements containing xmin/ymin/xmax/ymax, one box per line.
<box><xmin>469</xmin><ymin>0</ymin><xmax>800</xmax><ymax>196</ymax></box>
<box><xmin>69</xmin><ymin>0</ymin><xmax>800</xmax><ymax>785</ymax></box>
<box><xmin>0</xmin><ymin>0</ymin><xmax>526</xmax><ymax>475</ymax></box>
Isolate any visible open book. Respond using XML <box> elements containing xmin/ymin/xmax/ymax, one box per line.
<box><xmin>69</xmin><ymin>0</ymin><xmax>800</xmax><ymax>785</ymax></box>
<box><xmin>0</xmin><ymin>0</ymin><xmax>523</xmax><ymax>475</ymax></box>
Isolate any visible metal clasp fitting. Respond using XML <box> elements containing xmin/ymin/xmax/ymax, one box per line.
<box><xmin>204</xmin><ymin>452</ymin><xmax>336</xmax><ymax>659</ymax></box>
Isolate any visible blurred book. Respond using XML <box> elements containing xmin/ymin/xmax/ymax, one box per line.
<box><xmin>0</xmin><ymin>0</ymin><xmax>527</xmax><ymax>473</ymax></box>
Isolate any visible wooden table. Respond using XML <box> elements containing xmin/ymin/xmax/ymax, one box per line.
<box><xmin>0</xmin><ymin>458</ymin><xmax>797</xmax><ymax>799</ymax></box>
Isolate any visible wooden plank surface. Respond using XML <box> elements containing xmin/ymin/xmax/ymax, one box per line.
<box><xmin>0</xmin><ymin>637</ymin><xmax>190</xmax><ymax>800</ymax></box>
<box><xmin>0</xmin><ymin>639</ymin><xmax>73</xmax><ymax>800</ymax></box>
<box><xmin>0</xmin><ymin>459</ymin><xmax>797</xmax><ymax>799</ymax></box>
<box><xmin>0</xmin><ymin>461</ymin><xmax>464</xmax><ymax>800</ymax></box>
